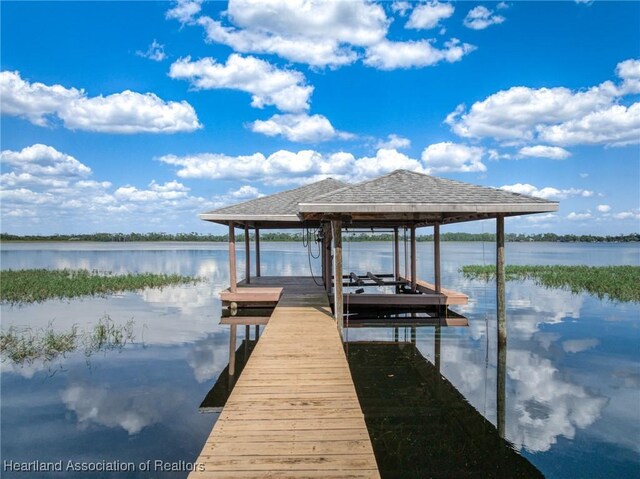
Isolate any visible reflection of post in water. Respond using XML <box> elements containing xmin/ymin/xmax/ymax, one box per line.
<box><xmin>228</xmin><ymin>324</ymin><xmax>237</xmax><ymax>377</ymax></box>
<box><xmin>496</xmin><ymin>214</ymin><xmax>507</xmax><ymax>440</ymax></box>
<box><xmin>220</xmin><ymin>308</ymin><xmax>270</xmax><ymax>393</ymax></box>
<box><xmin>435</xmin><ymin>324</ymin><xmax>441</xmax><ymax>374</ymax></box>
<box><xmin>199</xmin><ymin>336</ymin><xmax>259</xmax><ymax>412</ymax></box>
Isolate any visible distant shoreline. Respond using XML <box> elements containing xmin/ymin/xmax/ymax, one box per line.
<box><xmin>1</xmin><ymin>233</ymin><xmax>638</xmax><ymax>243</ymax></box>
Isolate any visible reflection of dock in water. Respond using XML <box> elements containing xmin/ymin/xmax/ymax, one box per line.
<box><xmin>346</xmin><ymin>341</ymin><xmax>543</xmax><ymax>479</ymax></box>
<box><xmin>199</xmin><ymin>338</ymin><xmax>257</xmax><ymax>413</ymax></box>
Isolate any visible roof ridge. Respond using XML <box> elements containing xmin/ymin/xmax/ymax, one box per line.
<box><xmin>302</xmin><ymin>169</ymin><xmax>429</xmax><ymax>203</ymax></box>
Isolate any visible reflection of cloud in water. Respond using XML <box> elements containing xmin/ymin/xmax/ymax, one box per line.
<box><xmin>536</xmin><ymin>332</ymin><xmax>561</xmax><ymax>351</ymax></box>
<box><xmin>141</xmin><ymin>282</ymin><xmax>215</xmax><ymax>312</ymax></box>
<box><xmin>439</xmin><ymin>341</ymin><xmax>607</xmax><ymax>454</ymax></box>
<box><xmin>457</xmin><ymin>279</ymin><xmax>585</xmax><ymax>341</ymax></box>
<box><xmin>0</xmin><ymin>357</ymin><xmax>52</xmax><ymax>379</ymax></box>
<box><xmin>186</xmin><ymin>333</ymin><xmax>230</xmax><ymax>383</ymax></box>
<box><xmin>60</xmin><ymin>382</ymin><xmax>184</xmax><ymax>435</ymax></box>
<box><xmin>507</xmin><ymin>349</ymin><xmax>607</xmax><ymax>453</ymax></box>
<box><xmin>562</xmin><ymin>338</ymin><xmax>599</xmax><ymax>354</ymax></box>
<box><xmin>508</xmin><ymin>281</ymin><xmax>583</xmax><ymax>326</ymax></box>
<box><xmin>1</xmin><ymin>284</ymin><xmax>223</xmax><ymax>351</ymax></box>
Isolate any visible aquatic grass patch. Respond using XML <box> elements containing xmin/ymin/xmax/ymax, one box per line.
<box><xmin>0</xmin><ymin>269</ymin><xmax>201</xmax><ymax>304</ymax></box>
<box><xmin>0</xmin><ymin>315</ymin><xmax>135</xmax><ymax>365</ymax></box>
<box><xmin>460</xmin><ymin>265</ymin><xmax>640</xmax><ymax>303</ymax></box>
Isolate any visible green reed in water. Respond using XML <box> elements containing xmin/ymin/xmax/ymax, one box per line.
<box><xmin>0</xmin><ymin>315</ymin><xmax>135</xmax><ymax>364</ymax></box>
<box><xmin>0</xmin><ymin>268</ymin><xmax>200</xmax><ymax>304</ymax></box>
<box><xmin>460</xmin><ymin>265</ymin><xmax>640</xmax><ymax>303</ymax></box>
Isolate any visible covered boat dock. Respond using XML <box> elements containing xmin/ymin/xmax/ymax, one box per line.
<box><xmin>201</xmin><ymin>169</ymin><xmax>558</xmax><ymax>331</ymax></box>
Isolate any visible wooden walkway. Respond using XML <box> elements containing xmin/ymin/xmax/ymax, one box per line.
<box><xmin>190</xmin><ymin>277</ymin><xmax>380</xmax><ymax>479</ymax></box>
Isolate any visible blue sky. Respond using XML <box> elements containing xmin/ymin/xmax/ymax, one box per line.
<box><xmin>1</xmin><ymin>0</ymin><xmax>639</xmax><ymax>235</ymax></box>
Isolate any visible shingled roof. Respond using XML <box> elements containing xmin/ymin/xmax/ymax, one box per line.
<box><xmin>298</xmin><ymin>170</ymin><xmax>557</xmax><ymax>225</ymax></box>
<box><xmin>201</xmin><ymin>170</ymin><xmax>558</xmax><ymax>228</ymax></box>
<box><xmin>199</xmin><ymin>178</ymin><xmax>347</xmax><ymax>227</ymax></box>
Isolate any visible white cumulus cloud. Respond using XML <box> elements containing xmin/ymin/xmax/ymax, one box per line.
<box><xmin>159</xmin><ymin>142</ymin><xmax>487</xmax><ymax>185</ymax></box>
<box><xmin>613</xmin><ymin>211</ymin><xmax>640</xmax><ymax>220</ymax></box>
<box><xmin>616</xmin><ymin>59</ymin><xmax>640</xmax><ymax>94</ymax></box>
<box><xmin>136</xmin><ymin>40</ymin><xmax>167</xmax><ymax>62</ymax></box>
<box><xmin>229</xmin><ymin>185</ymin><xmax>262</xmax><ymax>199</ymax></box>
<box><xmin>191</xmin><ymin>0</ymin><xmax>387</xmax><ymax>69</ymax></box>
<box><xmin>597</xmin><ymin>204</ymin><xmax>611</xmax><ymax>213</ymax></box>
<box><xmin>363</xmin><ymin>38</ymin><xmax>475</xmax><ymax>70</ymax></box>
<box><xmin>250</xmin><ymin>113</ymin><xmax>352</xmax><ymax>142</ymax></box>
<box><xmin>375</xmin><ymin>134</ymin><xmax>411</xmax><ymax>150</ymax></box>
<box><xmin>0</xmin><ymin>144</ymin><xmax>215</xmax><ymax>234</ymax></box>
<box><xmin>567</xmin><ymin>212</ymin><xmax>593</xmax><ymax>220</ymax></box>
<box><xmin>446</xmin><ymin>58</ymin><xmax>639</xmax><ymax>147</ymax></box>
<box><xmin>0</xmin><ymin>71</ymin><xmax>201</xmax><ymax>133</ymax></box>
<box><xmin>169</xmin><ymin>54</ymin><xmax>313</xmax><ymax>113</ymax></box>
<box><xmin>421</xmin><ymin>142</ymin><xmax>486</xmax><ymax>173</ymax></box>
<box><xmin>500</xmin><ymin>183</ymin><xmax>593</xmax><ymax>200</ymax></box>
<box><xmin>518</xmin><ymin>145</ymin><xmax>571</xmax><ymax>160</ymax></box>
<box><xmin>538</xmin><ymin>103</ymin><xmax>640</xmax><ymax>147</ymax></box>
<box><xmin>165</xmin><ymin>0</ymin><xmax>202</xmax><ymax>23</ymax></box>
<box><xmin>463</xmin><ymin>5</ymin><xmax>505</xmax><ymax>30</ymax></box>
<box><xmin>167</xmin><ymin>0</ymin><xmax>475</xmax><ymax>71</ymax></box>
<box><xmin>406</xmin><ymin>2</ymin><xmax>454</xmax><ymax>30</ymax></box>
<box><xmin>0</xmin><ymin>144</ymin><xmax>91</xmax><ymax>177</ymax></box>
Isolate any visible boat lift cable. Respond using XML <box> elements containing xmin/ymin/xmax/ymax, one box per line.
<box><xmin>303</xmin><ymin>227</ymin><xmax>323</xmax><ymax>287</ymax></box>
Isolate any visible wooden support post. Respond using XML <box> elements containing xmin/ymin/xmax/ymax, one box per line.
<box><xmin>228</xmin><ymin>223</ymin><xmax>237</xmax><ymax>293</ymax></box>
<box><xmin>404</xmin><ymin>228</ymin><xmax>409</xmax><ymax>279</ymax></box>
<box><xmin>228</xmin><ymin>324</ymin><xmax>237</xmax><ymax>376</ymax></box>
<box><xmin>244</xmin><ymin>225</ymin><xmax>251</xmax><ymax>284</ymax></box>
<box><xmin>255</xmin><ymin>228</ymin><xmax>261</xmax><ymax>277</ymax></box>
<box><xmin>324</xmin><ymin>223</ymin><xmax>333</xmax><ymax>294</ymax></box>
<box><xmin>332</xmin><ymin>220</ymin><xmax>343</xmax><ymax>337</ymax></box>
<box><xmin>393</xmin><ymin>227</ymin><xmax>400</xmax><ymax>281</ymax></box>
<box><xmin>410</xmin><ymin>226</ymin><xmax>417</xmax><ymax>292</ymax></box>
<box><xmin>434</xmin><ymin>222</ymin><xmax>441</xmax><ymax>293</ymax></box>
<box><xmin>321</xmin><ymin>233</ymin><xmax>326</xmax><ymax>290</ymax></box>
<box><xmin>496</xmin><ymin>214</ymin><xmax>506</xmax><ymax>439</ymax></box>
<box><xmin>254</xmin><ymin>325</ymin><xmax>259</xmax><ymax>340</ymax></box>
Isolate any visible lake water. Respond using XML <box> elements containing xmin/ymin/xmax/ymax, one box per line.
<box><xmin>1</xmin><ymin>241</ymin><xmax>639</xmax><ymax>478</ymax></box>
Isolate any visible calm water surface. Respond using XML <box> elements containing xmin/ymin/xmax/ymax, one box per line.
<box><xmin>1</xmin><ymin>241</ymin><xmax>639</xmax><ymax>478</ymax></box>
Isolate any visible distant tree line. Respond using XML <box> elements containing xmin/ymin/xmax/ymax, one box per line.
<box><xmin>1</xmin><ymin>232</ymin><xmax>638</xmax><ymax>243</ymax></box>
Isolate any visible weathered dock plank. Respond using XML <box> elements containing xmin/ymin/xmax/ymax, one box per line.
<box><xmin>189</xmin><ymin>277</ymin><xmax>380</xmax><ymax>479</ymax></box>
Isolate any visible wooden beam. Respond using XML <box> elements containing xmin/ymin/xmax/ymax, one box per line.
<box><xmin>410</xmin><ymin>226</ymin><xmax>417</xmax><ymax>292</ymax></box>
<box><xmin>404</xmin><ymin>228</ymin><xmax>409</xmax><ymax>279</ymax></box>
<box><xmin>244</xmin><ymin>225</ymin><xmax>251</xmax><ymax>284</ymax></box>
<box><xmin>496</xmin><ymin>213</ymin><xmax>506</xmax><ymax>439</ymax></box>
<box><xmin>393</xmin><ymin>227</ymin><xmax>400</xmax><ymax>281</ymax></box>
<box><xmin>220</xmin><ymin>316</ymin><xmax>270</xmax><ymax>326</ymax></box>
<box><xmin>255</xmin><ymin>228</ymin><xmax>261</xmax><ymax>277</ymax></box>
<box><xmin>229</xmin><ymin>222</ymin><xmax>237</xmax><ymax>293</ymax></box>
<box><xmin>324</xmin><ymin>223</ymin><xmax>333</xmax><ymax>294</ymax></box>
<box><xmin>332</xmin><ymin>220</ymin><xmax>343</xmax><ymax>337</ymax></box>
<box><xmin>434</xmin><ymin>222</ymin><xmax>441</xmax><ymax>293</ymax></box>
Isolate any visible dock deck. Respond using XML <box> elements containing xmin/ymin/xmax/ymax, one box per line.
<box><xmin>190</xmin><ymin>277</ymin><xmax>380</xmax><ymax>479</ymax></box>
